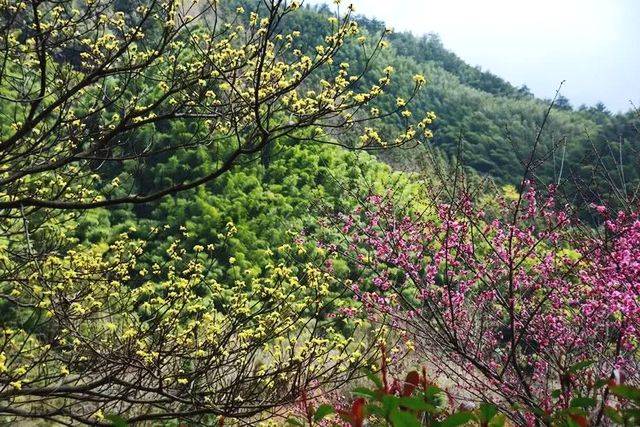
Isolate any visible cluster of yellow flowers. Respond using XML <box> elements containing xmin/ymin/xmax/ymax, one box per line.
<box><xmin>0</xmin><ymin>213</ymin><xmax>377</xmax><ymax>419</ymax></box>
<box><xmin>1</xmin><ymin>0</ymin><xmax>436</xmax><ymax>216</ymax></box>
<box><xmin>0</xmin><ymin>0</ymin><xmax>436</xmax><ymax>420</ymax></box>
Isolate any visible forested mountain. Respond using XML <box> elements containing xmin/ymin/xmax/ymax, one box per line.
<box><xmin>277</xmin><ymin>2</ymin><xmax>639</xmax><ymax>192</ymax></box>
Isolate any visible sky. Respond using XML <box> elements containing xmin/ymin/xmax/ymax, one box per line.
<box><xmin>305</xmin><ymin>0</ymin><xmax>640</xmax><ymax>113</ymax></box>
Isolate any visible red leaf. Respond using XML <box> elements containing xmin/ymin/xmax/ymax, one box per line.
<box><xmin>402</xmin><ymin>371</ymin><xmax>421</xmax><ymax>396</ymax></box>
<box><xmin>337</xmin><ymin>398</ymin><xmax>367</xmax><ymax>427</ymax></box>
<box><xmin>569</xmin><ymin>414</ymin><xmax>589</xmax><ymax>427</ymax></box>
<box><xmin>351</xmin><ymin>397</ymin><xmax>366</xmax><ymax>427</ymax></box>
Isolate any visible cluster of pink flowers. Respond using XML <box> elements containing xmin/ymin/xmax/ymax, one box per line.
<box><xmin>329</xmin><ymin>184</ymin><xmax>640</xmax><ymax>422</ymax></box>
<box><xmin>581</xmin><ymin>209</ymin><xmax>640</xmax><ymax>351</ymax></box>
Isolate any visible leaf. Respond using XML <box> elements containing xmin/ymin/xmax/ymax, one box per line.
<box><xmin>389</xmin><ymin>408</ymin><xmax>421</xmax><ymax>427</ymax></box>
<box><xmin>568</xmin><ymin>360</ymin><xmax>594</xmax><ymax>374</ymax></box>
<box><xmin>594</xmin><ymin>379</ymin><xmax>609</xmax><ymax>388</ymax></box>
<box><xmin>425</xmin><ymin>385</ymin><xmax>443</xmax><ymax>398</ymax></box>
<box><xmin>286</xmin><ymin>418</ymin><xmax>304</xmax><ymax>427</ymax></box>
<box><xmin>381</xmin><ymin>394</ymin><xmax>400</xmax><ymax>415</ymax></box>
<box><xmin>313</xmin><ymin>404</ymin><xmax>335</xmax><ymax>422</ymax></box>
<box><xmin>551</xmin><ymin>389</ymin><xmax>562</xmax><ymax>399</ymax></box>
<box><xmin>478</xmin><ymin>403</ymin><xmax>497</xmax><ymax>422</ymax></box>
<box><xmin>610</xmin><ymin>384</ymin><xmax>640</xmax><ymax>402</ymax></box>
<box><xmin>436</xmin><ymin>411</ymin><xmax>476</xmax><ymax>427</ymax></box>
<box><xmin>570</xmin><ymin>397</ymin><xmax>596</xmax><ymax>408</ymax></box>
<box><xmin>603</xmin><ymin>406</ymin><xmax>623</xmax><ymax>423</ymax></box>
<box><xmin>621</xmin><ymin>408</ymin><xmax>640</xmax><ymax>420</ymax></box>
<box><xmin>398</xmin><ymin>396</ymin><xmax>436</xmax><ymax>412</ymax></box>
<box><xmin>488</xmin><ymin>413</ymin><xmax>506</xmax><ymax>427</ymax></box>
<box><xmin>556</xmin><ymin>408</ymin><xmax>587</xmax><ymax>417</ymax></box>
<box><xmin>530</xmin><ymin>405</ymin><xmax>548</xmax><ymax>418</ymax></box>
<box><xmin>352</xmin><ymin>387</ymin><xmax>377</xmax><ymax>399</ymax></box>
<box><xmin>366</xmin><ymin>403</ymin><xmax>385</xmax><ymax>418</ymax></box>
<box><xmin>402</xmin><ymin>371</ymin><xmax>421</xmax><ymax>396</ymax></box>
<box><xmin>568</xmin><ymin>414</ymin><xmax>589</xmax><ymax>427</ymax></box>
<box><xmin>106</xmin><ymin>415</ymin><xmax>128</xmax><ymax>427</ymax></box>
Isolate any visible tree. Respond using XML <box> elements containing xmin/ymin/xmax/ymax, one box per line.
<box><xmin>554</xmin><ymin>95</ymin><xmax>572</xmax><ymax>111</ymax></box>
<box><xmin>1</xmin><ymin>221</ymin><xmax>381</xmax><ymax>424</ymax></box>
<box><xmin>0</xmin><ymin>0</ymin><xmax>431</xmax><ymax>213</ymax></box>
<box><xmin>329</xmin><ymin>165</ymin><xmax>640</xmax><ymax>425</ymax></box>
<box><xmin>0</xmin><ymin>0</ymin><xmax>434</xmax><ymax>423</ymax></box>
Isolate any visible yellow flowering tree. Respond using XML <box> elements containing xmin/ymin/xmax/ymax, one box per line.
<box><xmin>0</xmin><ymin>0</ymin><xmax>432</xmax><ymax>212</ymax></box>
<box><xmin>0</xmin><ymin>222</ymin><xmax>378</xmax><ymax>423</ymax></box>
<box><xmin>0</xmin><ymin>0</ymin><xmax>434</xmax><ymax>422</ymax></box>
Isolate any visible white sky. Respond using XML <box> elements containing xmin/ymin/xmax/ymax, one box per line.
<box><xmin>305</xmin><ymin>0</ymin><xmax>640</xmax><ymax>113</ymax></box>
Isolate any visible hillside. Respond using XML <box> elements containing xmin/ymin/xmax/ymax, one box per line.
<box><xmin>284</xmin><ymin>2</ymin><xmax>639</xmax><ymax>195</ymax></box>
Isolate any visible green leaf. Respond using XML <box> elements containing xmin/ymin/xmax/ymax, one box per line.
<box><xmin>604</xmin><ymin>406</ymin><xmax>623</xmax><ymax>423</ymax></box>
<box><xmin>106</xmin><ymin>415</ymin><xmax>128</xmax><ymax>427</ymax></box>
<box><xmin>398</xmin><ymin>396</ymin><xmax>436</xmax><ymax>412</ymax></box>
<box><xmin>621</xmin><ymin>408</ymin><xmax>640</xmax><ymax>418</ymax></box>
<box><xmin>555</xmin><ymin>407</ymin><xmax>587</xmax><ymax>419</ymax></box>
<box><xmin>286</xmin><ymin>417</ymin><xmax>304</xmax><ymax>426</ymax></box>
<box><xmin>382</xmin><ymin>394</ymin><xmax>400</xmax><ymax>415</ymax></box>
<box><xmin>437</xmin><ymin>411</ymin><xmax>476</xmax><ymax>426</ymax></box>
<box><xmin>313</xmin><ymin>404</ymin><xmax>335</xmax><ymax>422</ymax></box>
<box><xmin>568</xmin><ymin>360</ymin><xmax>594</xmax><ymax>374</ymax></box>
<box><xmin>610</xmin><ymin>385</ymin><xmax>640</xmax><ymax>402</ymax></box>
<box><xmin>366</xmin><ymin>403</ymin><xmax>385</xmax><ymax>418</ymax></box>
<box><xmin>424</xmin><ymin>385</ymin><xmax>442</xmax><ymax>398</ymax></box>
<box><xmin>570</xmin><ymin>397</ymin><xmax>596</xmax><ymax>408</ymax></box>
<box><xmin>530</xmin><ymin>405</ymin><xmax>548</xmax><ymax>417</ymax></box>
<box><xmin>478</xmin><ymin>403</ymin><xmax>497</xmax><ymax>422</ymax></box>
<box><xmin>551</xmin><ymin>389</ymin><xmax>562</xmax><ymax>399</ymax></box>
<box><xmin>352</xmin><ymin>387</ymin><xmax>377</xmax><ymax>399</ymax></box>
<box><xmin>389</xmin><ymin>408</ymin><xmax>421</xmax><ymax>427</ymax></box>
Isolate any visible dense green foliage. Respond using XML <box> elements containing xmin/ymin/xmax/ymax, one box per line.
<box><xmin>79</xmin><ymin>0</ymin><xmax>638</xmax><ymax>312</ymax></box>
<box><xmin>101</xmin><ymin>138</ymin><xmax>405</xmax><ymax>285</ymax></box>
<box><xmin>270</xmin><ymin>2</ymin><xmax>639</xmax><ymax>191</ymax></box>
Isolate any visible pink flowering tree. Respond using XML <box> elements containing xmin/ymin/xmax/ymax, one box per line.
<box><xmin>327</xmin><ymin>178</ymin><xmax>640</xmax><ymax>425</ymax></box>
